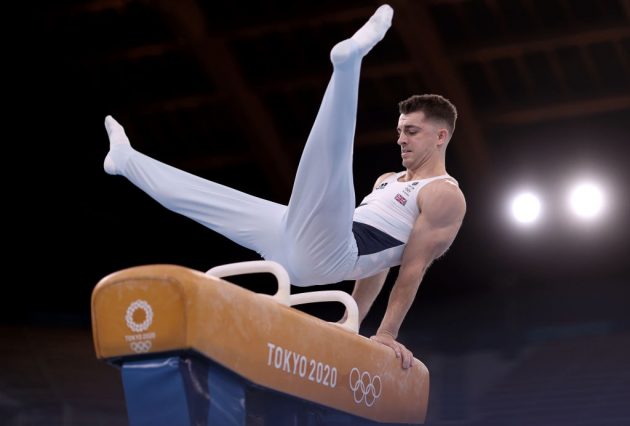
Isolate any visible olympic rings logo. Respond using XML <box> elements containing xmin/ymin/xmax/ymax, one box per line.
<box><xmin>129</xmin><ymin>341</ymin><xmax>152</xmax><ymax>353</ymax></box>
<box><xmin>125</xmin><ymin>300</ymin><xmax>153</xmax><ymax>333</ymax></box>
<box><xmin>349</xmin><ymin>367</ymin><xmax>382</xmax><ymax>407</ymax></box>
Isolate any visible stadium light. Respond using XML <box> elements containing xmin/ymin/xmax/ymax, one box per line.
<box><xmin>510</xmin><ymin>191</ymin><xmax>542</xmax><ymax>225</ymax></box>
<box><xmin>568</xmin><ymin>181</ymin><xmax>605</xmax><ymax>220</ymax></box>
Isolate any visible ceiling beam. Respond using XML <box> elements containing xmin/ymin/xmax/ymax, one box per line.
<box><xmin>453</xmin><ymin>26</ymin><xmax>630</xmax><ymax>63</ymax></box>
<box><xmin>226</xmin><ymin>6</ymin><xmax>377</xmax><ymax>39</ymax></box>
<box><xmin>483</xmin><ymin>94</ymin><xmax>630</xmax><ymax>125</ymax></box>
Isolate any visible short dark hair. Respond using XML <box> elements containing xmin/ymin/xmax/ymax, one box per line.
<box><xmin>398</xmin><ymin>94</ymin><xmax>457</xmax><ymax>134</ymax></box>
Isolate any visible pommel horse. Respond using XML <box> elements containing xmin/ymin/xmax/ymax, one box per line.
<box><xmin>91</xmin><ymin>261</ymin><xmax>429</xmax><ymax>425</ymax></box>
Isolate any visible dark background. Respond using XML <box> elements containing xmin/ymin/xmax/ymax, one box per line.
<box><xmin>6</xmin><ymin>0</ymin><xmax>630</xmax><ymax>424</ymax></box>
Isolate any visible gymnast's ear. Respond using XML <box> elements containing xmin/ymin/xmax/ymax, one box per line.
<box><xmin>437</xmin><ymin>128</ymin><xmax>449</xmax><ymax>146</ymax></box>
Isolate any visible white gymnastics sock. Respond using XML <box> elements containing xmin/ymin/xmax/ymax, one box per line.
<box><xmin>103</xmin><ymin>115</ymin><xmax>130</xmax><ymax>175</ymax></box>
<box><xmin>331</xmin><ymin>4</ymin><xmax>393</xmax><ymax>64</ymax></box>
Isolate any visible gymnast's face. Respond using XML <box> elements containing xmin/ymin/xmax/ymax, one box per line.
<box><xmin>397</xmin><ymin>111</ymin><xmax>447</xmax><ymax>169</ymax></box>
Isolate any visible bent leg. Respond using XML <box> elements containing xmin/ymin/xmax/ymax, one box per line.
<box><xmin>104</xmin><ymin>117</ymin><xmax>285</xmax><ymax>259</ymax></box>
<box><xmin>283</xmin><ymin>5</ymin><xmax>393</xmax><ymax>282</ymax></box>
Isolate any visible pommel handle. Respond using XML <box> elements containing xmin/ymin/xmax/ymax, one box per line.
<box><xmin>290</xmin><ymin>291</ymin><xmax>359</xmax><ymax>334</ymax></box>
<box><xmin>206</xmin><ymin>260</ymin><xmax>291</xmax><ymax>305</ymax></box>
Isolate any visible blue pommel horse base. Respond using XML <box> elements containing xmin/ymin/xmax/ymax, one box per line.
<box><xmin>91</xmin><ymin>261</ymin><xmax>430</xmax><ymax>425</ymax></box>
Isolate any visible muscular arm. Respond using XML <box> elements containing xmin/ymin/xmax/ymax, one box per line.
<box><xmin>348</xmin><ymin>268</ymin><xmax>390</xmax><ymax>324</ymax></box>
<box><xmin>373</xmin><ymin>180</ymin><xmax>466</xmax><ymax>368</ymax></box>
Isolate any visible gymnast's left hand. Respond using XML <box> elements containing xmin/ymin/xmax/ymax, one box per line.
<box><xmin>370</xmin><ymin>333</ymin><xmax>414</xmax><ymax>369</ymax></box>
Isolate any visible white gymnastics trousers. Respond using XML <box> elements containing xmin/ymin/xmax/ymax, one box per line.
<box><xmin>107</xmin><ymin>41</ymin><xmax>376</xmax><ymax>286</ymax></box>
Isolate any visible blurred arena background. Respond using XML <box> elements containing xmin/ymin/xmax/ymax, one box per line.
<box><xmin>7</xmin><ymin>0</ymin><xmax>630</xmax><ymax>424</ymax></box>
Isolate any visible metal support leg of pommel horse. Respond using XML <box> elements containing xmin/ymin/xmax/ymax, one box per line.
<box><xmin>92</xmin><ymin>261</ymin><xmax>429</xmax><ymax>425</ymax></box>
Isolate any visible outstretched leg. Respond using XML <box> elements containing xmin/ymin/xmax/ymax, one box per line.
<box><xmin>283</xmin><ymin>5</ymin><xmax>393</xmax><ymax>284</ymax></box>
<box><xmin>103</xmin><ymin>116</ymin><xmax>286</xmax><ymax>259</ymax></box>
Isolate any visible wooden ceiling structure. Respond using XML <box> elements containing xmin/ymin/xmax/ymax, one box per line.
<box><xmin>36</xmin><ymin>0</ymin><xmax>630</xmax><ymax>198</ymax></box>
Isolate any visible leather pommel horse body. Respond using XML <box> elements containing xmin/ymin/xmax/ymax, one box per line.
<box><xmin>91</xmin><ymin>261</ymin><xmax>429</xmax><ymax>425</ymax></box>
